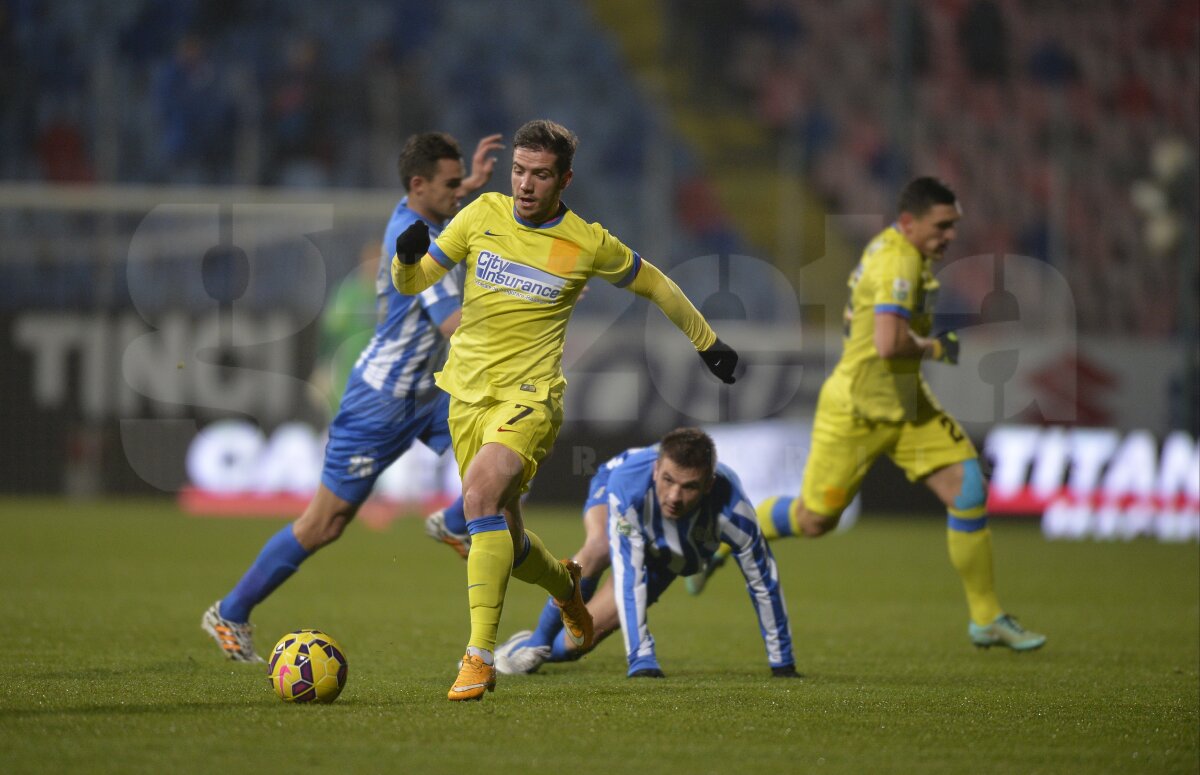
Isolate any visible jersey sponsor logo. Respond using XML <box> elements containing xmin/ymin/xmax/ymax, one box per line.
<box><xmin>591</xmin><ymin>486</ymin><xmax>606</xmax><ymax>500</ymax></box>
<box><xmin>348</xmin><ymin>455</ymin><xmax>376</xmax><ymax>478</ymax></box>
<box><xmin>615</xmin><ymin>516</ymin><xmax>634</xmax><ymax>537</ymax></box>
<box><xmin>891</xmin><ymin>277</ymin><xmax>910</xmax><ymax>302</ymax></box>
<box><xmin>484</xmin><ymin>229</ymin><xmax>505</xmax><ymax>236</ymax></box>
<box><xmin>496</xmin><ymin>427</ymin><xmax>518</xmax><ymax>433</ymax></box>
<box><xmin>474</xmin><ymin>251</ymin><xmax>566</xmax><ymax>304</ymax></box>
<box><xmin>520</xmin><ymin>384</ymin><xmax>536</xmax><ymax>392</ymax></box>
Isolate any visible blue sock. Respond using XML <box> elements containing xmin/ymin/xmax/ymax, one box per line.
<box><xmin>528</xmin><ymin>575</ymin><xmax>598</xmax><ymax>647</ymax></box>
<box><xmin>442</xmin><ymin>496</ymin><xmax>467</xmax><ymax>535</ymax></box>
<box><xmin>219</xmin><ymin>526</ymin><xmax>310</xmax><ymax>622</ymax></box>
<box><xmin>549</xmin><ymin>628</ymin><xmax>587</xmax><ymax>662</ymax></box>
<box><xmin>580</xmin><ymin>575</ymin><xmax>599</xmax><ymax>601</ymax></box>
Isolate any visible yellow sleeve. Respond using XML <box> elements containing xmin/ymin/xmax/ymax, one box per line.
<box><xmin>626</xmin><ymin>259</ymin><xmax>717</xmax><ymax>351</ymax></box>
<box><xmin>588</xmin><ymin>227</ymin><xmax>639</xmax><ymax>286</ymax></box>
<box><xmin>869</xmin><ymin>248</ymin><xmax>922</xmax><ymax>316</ymax></box>
<box><xmin>391</xmin><ymin>253</ymin><xmax>448</xmax><ymax>295</ymax></box>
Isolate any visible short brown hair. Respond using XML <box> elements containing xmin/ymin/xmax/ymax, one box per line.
<box><xmin>397</xmin><ymin>132</ymin><xmax>462</xmax><ymax>191</ymax></box>
<box><xmin>512</xmin><ymin>119</ymin><xmax>578</xmax><ymax>176</ymax></box>
<box><xmin>897</xmin><ymin>176</ymin><xmax>957</xmax><ymax>217</ymax></box>
<box><xmin>659</xmin><ymin>427</ymin><xmax>716</xmax><ymax>474</ymax></box>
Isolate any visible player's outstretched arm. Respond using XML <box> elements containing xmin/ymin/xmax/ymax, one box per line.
<box><xmin>391</xmin><ymin>221</ymin><xmax>448</xmax><ymax>295</ymax></box>
<box><xmin>726</xmin><ymin>519</ymin><xmax>795</xmax><ymax>673</ymax></box>
<box><xmin>458</xmin><ymin>134</ymin><xmax>504</xmax><ymax>196</ymax></box>
<box><xmin>626</xmin><ymin>260</ymin><xmax>738</xmax><ymax>383</ymax></box>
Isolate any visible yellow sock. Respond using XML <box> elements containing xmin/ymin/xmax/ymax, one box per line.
<box><xmin>946</xmin><ymin>521</ymin><xmax>1002</xmax><ymax>626</ymax></box>
<box><xmin>755</xmin><ymin>496</ymin><xmax>803</xmax><ymax>540</ymax></box>
<box><xmin>465</xmin><ymin>521</ymin><xmax>514</xmax><ymax>652</ymax></box>
<box><xmin>509</xmin><ymin>529</ymin><xmax>573</xmax><ymax>600</ymax></box>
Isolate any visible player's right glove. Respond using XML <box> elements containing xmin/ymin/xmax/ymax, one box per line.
<box><xmin>394</xmin><ymin>220</ymin><xmax>430</xmax><ymax>265</ymax></box>
<box><xmin>771</xmin><ymin>664</ymin><xmax>802</xmax><ymax>679</ymax></box>
<box><xmin>699</xmin><ymin>337</ymin><xmax>738</xmax><ymax>384</ymax></box>
<box><xmin>629</xmin><ymin>668</ymin><xmax>666</xmax><ymax>678</ymax></box>
<box><xmin>931</xmin><ymin>331</ymin><xmax>959</xmax><ymax>365</ymax></box>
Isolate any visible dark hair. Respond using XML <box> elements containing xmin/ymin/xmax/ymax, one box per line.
<box><xmin>659</xmin><ymin>427</ymin><xmax>717</xmax><ymax>474</ymax></box>
<box><xmin>397</xmin><ymin>132</ymin><xmax>462</xmax><ymax>191</ymax></box>
<box><xmin>512</xmin><ymin>119</ymin><xmax>578</xmax><ymax>175</ymax></box>
<box><xmin>897</xmin><ymin>176</ymin><xmax>957</xmax><ymax>217</ymax></box>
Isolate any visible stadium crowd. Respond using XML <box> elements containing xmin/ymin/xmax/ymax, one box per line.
<box><xmin>667</xmin><ymin>0</ymin><xmax>1198</xmax><ymax>337</ymax></box>
<box><xmin>2</xmin><ymin>0</ymin><xmax>1196</xmax><ymax>336</ymax></box>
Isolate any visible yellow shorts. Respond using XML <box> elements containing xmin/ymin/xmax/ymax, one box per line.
<box><xmin>801</xmin><ymin>379</ymin><xmax>976</xmax><ymax>516</ymax></box>
<box><xmin>448</xmin><ymin>388</ymin><xmax>564</xmax><ymax>494</ymax></box>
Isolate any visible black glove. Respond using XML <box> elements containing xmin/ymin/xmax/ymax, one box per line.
<box><xmin>699</xmin><ymin>337</ymin><xmax>738</xmax><ymax>384</ymax></box>
<box><xmin>629</xmin><ymin>667</ymin><xmax>666</xmax><ymax>679</ymax></box>
<box><xmin>933</xmin><ymin>331</ymin><xmax>959</xmax><ymax>365</ymax></box>
<box><xmin>394</xmin><ymin>220</ymin><xmax>430</xmax><ymax>266</ymax></box>
<box><xmin>771</xmin><ymin>665</ymin><xmax>801</xmax><ymax>679</ymax></box>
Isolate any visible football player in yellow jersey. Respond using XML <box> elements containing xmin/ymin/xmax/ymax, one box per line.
<box><xmin>745</xmin><ymin>177</ymin><xmax>1044</xmax><ymax>652</ymax></box>
<box><xmin>392</xmin><ymin>119</ymin><xmax>739</xmax><ymax>700</ymax></box>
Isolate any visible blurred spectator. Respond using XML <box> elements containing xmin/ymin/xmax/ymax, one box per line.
<box><xmin>153</xmin><ymin>34</ymin><xmax>237</xmax><ymax>183</ymax></box>
<box><xmin>1113</xmin><ymin>64</ymin><xmax>1156</xmax><ymax>118</ymax></box>
<box><xmin>0</xmin><ymin>0</ymin><xmax>25</xmax><ymax>177</ymax></box>
<box><xmin>266</xmin><ymin>37</ymin><xmax>334</xmax><ymax>186</ymax></box>
<box><xmin>676</xmin><ymin>175</ymin><xmax>739</xmax><ymax>257</ymax></box>
<box><xmin>958</xmin><ymin>0</ymin><xmax>1009</xmax><ymax>82</ymax></box>
<box><xmin>1027</xmin><ymin>38</ymin><xmax>1079</xmax><ymax>86</ymax></box>
<box><xmin>119</xmin><ymin>0</ymin><xmax>193</xmax><ymax>65</ymax></box>
<box><xmin>35</xmin><ymin>105</ymin><xmax>93</xmax><ymax>182</ymax></box>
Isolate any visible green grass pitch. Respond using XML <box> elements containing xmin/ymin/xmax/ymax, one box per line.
<box><xmin>0</xmin><ymin>498</ymin><xmax>1196</xmax><ymax>774</ymax></box>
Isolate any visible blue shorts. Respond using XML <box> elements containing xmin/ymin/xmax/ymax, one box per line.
<box><xmin>320</xmin><ymin>391</ymin><xmax>452</xmax><ymax>504</ymax></box>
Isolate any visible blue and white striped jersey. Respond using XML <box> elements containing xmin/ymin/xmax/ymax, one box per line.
<box><xmin>338</xmin><ymin>197</ymin><xmax>462</xmax><ymax>426</ymax></box>
<box><xmin>606</xmin><ymin>447</ymin><xmax>794</xmax><ymax>673</ymax></box>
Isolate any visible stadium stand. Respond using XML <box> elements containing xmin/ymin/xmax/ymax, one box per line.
<box><xmin>1</xmin><ymin>0</ymin><xmax>1196</xmax><ymax>334</ymax></box>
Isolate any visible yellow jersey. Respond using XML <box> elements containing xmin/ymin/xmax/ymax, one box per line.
<box><xmin>830</xmin><ymin>225</ymin><xmax>942</xmax><ymax>422</ymax></box>
<box><xmin>426</xmin><ymin>192</ymin><xmax>641</xmax><ymax>403</ymax></box>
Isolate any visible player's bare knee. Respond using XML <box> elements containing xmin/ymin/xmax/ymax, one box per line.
<box><xmin>942</xmin><ymin>458</ymin><xmax>987</xmax><ymax>513</ymax></box>
<box><xmin>462</xmin><ymin>487</ymin><xmax>499</xmax><ymax>519</ymax></box>
<box><xmin>295</xmin><ymin>507</ymin><xmax>354</xmax><ymax>550</ymax></box>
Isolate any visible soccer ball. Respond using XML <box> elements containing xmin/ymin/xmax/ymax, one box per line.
<box><xmin>267</xmin><ymin>629</ymin><xmax>348</xmax><ymax>703</ymax></box>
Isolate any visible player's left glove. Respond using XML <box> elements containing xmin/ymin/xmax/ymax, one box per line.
<box><xmin>699</xmin><ymin>337</ymin><xmax>738</xmax><ymax>384</ymax></box>
<box><xmin>771</xmin><ymin>665</ymin><xmax>802</xmax><ymax>679</ymax></box>
<box><xmin>394</xmin><ymin>220</ymin><xmax>430</xmax><ymax>265</ymax></box>
<box><xmin>931</xmin><ymin>331</ymin><xmax>959</xmax><ymax>365</ymax></box>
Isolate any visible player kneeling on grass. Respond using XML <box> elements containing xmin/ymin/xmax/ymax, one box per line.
<box><xmin>494</xmin><ymin>428</ymin><xmax>799</xmax><ymax>679</ymax></box>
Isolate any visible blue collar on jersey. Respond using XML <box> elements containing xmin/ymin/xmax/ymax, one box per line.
<box><xmin>512</xmin><ymin>200</ymin><xmax>569</xmax><ymax>229</ymax></box>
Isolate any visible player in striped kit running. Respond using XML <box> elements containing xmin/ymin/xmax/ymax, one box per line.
<box><xmin>202</xmin><ymin>131</ymin><xmax>501</xmax><ymax>662</ymax></box>
<box><xmin>495</xmin><ymin>428</ymin><xmax>798</xmax><ymax>679</ymax></box>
